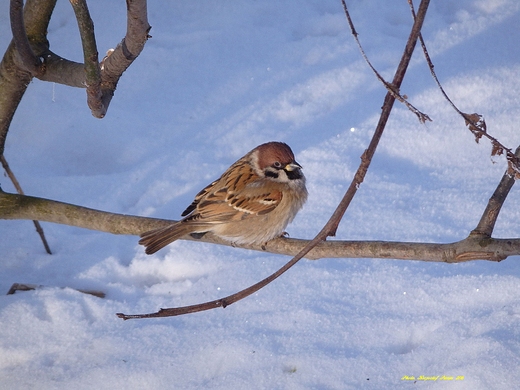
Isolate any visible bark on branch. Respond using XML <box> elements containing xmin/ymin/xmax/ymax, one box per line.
<box><xmin>1</xmin><ymin>155</ymin><xmax>51</xmax><ymax>254</ymax></box>
<box><xmin>1</xmin><ymin>0</ymin><xmax>56</xmax><ymax>156</ymax></box>
<box><xmin>69</xmin><ymin>0</ymin><xmax>103</xmax><ymax>116</ymax></box>
<box><xmin>1</xmin><ymin>189</ymin><xmax>517</xmax><ymax>263</ymax></box>
<box><xmin>9</xmin><ymin>0</ymin><xmax>45</xmax><ymax>76</ymax></box>
<box><xmin>1</xmin><ymin>0</ymin><xmax>150</xmax><ymax>156</ymax></box>
<box><xmin>6</xmin><ymin>0</ymin><xmax>150</xmax><ymax>119</ymax></box>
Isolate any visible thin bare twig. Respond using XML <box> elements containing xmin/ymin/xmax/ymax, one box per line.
<box><xmin>7</xmin><ymin>283</ymin><xmax>105</xmax><ymax>298</ymax></box>
<box><xmin>115</xmin><ymin>0</ymin><xmax>432</xmax><ymax>320</ymax></box>
<box><xmin>407</xmin><ymin>0</ymin><xmax>520</xmax><ymax>177</ymax></box>
<box><xmin>117</xmin><ymin>233</ymin><xmax>328</xmax><ymax>319</ymax></box>
<box><xmin>341</xmin><ymin>0</ymin><xmax>431</xmax><ymax>123</ymax></box>
<box><xmin>1</xmin><ymin>155</ymin><xmax>52</xmax><ymax>254</ymax></box>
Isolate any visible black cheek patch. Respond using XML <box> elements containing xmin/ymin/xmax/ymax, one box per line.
<box><xmin>264</xmin><ymin>170</ymin><xmax>279</xmax><ymax>179</ymax></box>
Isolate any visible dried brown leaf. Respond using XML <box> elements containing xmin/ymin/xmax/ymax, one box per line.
<box><xmin>491</xmin><ymin>142</ymin><xmax>504</xmax><ymax>157</ymax></box>
<box><xmin>464</xmin><ymin>112</ymin><xmax>486</xmax><ymax>143</ymax></box>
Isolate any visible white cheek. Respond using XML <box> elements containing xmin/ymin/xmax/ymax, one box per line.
<box><xmin>276</xmin><ymin>170</ymin><xmax>291</xmax><ymax>183</ymax></box>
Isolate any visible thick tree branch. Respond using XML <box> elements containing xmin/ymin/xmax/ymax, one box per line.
<box><xmin>36</xmin><ymin>53</ymin><xmax>86</xmax><ymax>87</ymax></box>
<box><xmin>471</xmin><ymin>145</ymin><xmax>520</xmax><ymax>237</ymax></box>
<box><xmin>0</xmin><ymin>189</ymin><xmax>166</xmax><ymax>235</ymax></box>
<box><xmin>1</xmin><ymin>155</ymin><xmax>51</xmax><ymax>254</ymax></box>
<box><xmin>0</xmin><ymin>42</ymin><xmax>32</xmax><ymax>156</ymax></box>
<box><xmin>95</xmin><ymin>0</ymin><xmax>151</xmax><ymax>117</ymax></box>
<box><xmin>9</xmin><ymin>0</ymin><xmax>44</xmax><ymax>76</ymax></box>
<box><xmin>1</xmin><ymin>0</ymin><xmax>57</xmax><ymax>156</ymax></box>
<box><xmin>3</xmin><ymin>0</ymin><xmax>150</xmax><ymax>123</ymax></box>
<box><xmin>2</xmin><ymin>189</ymin><xmax>516</xmax><ymax>263</ymax></box>
<box><xmin>10</xmin><ymin>0</ymin><xmax>67</xmax><ymax>79</ymax></box>
<box><xmin>66</xmin><ymin>0</ymin><xmax>151</xmax><ymax>118</ymax></box>
<box><xmin>69</xmin><ymin>0</ymin><xmax>103</xmax><ymax>116</ymax></box>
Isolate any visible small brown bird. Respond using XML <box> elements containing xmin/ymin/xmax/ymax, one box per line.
<box><xmin>139</xmin><ymin>141</ymin><xmax>308</xmax><ymax>254</ymax></box>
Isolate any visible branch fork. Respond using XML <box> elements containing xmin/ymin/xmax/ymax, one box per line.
<box><xmin>8</xmin><ymin>0</ymin><xmax>150</xmax><ymax>118</ymax></box>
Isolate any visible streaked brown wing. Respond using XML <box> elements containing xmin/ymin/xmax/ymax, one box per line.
<box><xmin>181</xmin><ymin>178</ymin><xmax>219</xmax><ymax>217</ymax></box>
<box><xmin>182</xmin><ymin>160</ymin><xmax>283</xmax><ymax>222</ymax></box>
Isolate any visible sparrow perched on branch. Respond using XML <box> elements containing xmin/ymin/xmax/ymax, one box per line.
<box><xmin>139</xmin><ymin>141</ymin><xmax>308</xmax><ymax>254</ymax></box>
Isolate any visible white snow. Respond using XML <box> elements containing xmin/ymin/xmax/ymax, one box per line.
<box><xmin>1</xmin><ymin>0</ymin><xmax>520</xmax><ymax>389</ymax></box>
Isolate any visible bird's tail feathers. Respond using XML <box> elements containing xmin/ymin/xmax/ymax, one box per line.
<box><xmin>139</xmin><ymin>222</ymin><xmax>207</xmax><ymax>254</ymax></box>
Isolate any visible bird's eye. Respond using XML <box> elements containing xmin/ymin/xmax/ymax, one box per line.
<box><xmin>273</xmin><ymin>161</ymin><xmax>282</xmax><ymax>168</ymax></box>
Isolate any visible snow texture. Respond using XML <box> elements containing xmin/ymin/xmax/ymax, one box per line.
<box><xmin>1</xmin><ymin>0</ymin><xmax>520</xmax><ymax>389</ymax></box>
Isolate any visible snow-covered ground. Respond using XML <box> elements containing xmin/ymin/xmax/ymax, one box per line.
<box><xmin>1</xmin><ymin>1</ymin><xmax>520</xmax><ymax>388</ymax></box>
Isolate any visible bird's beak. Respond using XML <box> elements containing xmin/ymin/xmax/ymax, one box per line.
<box><xmin>285</xmin><ymin>162</ymin><xmax>302</xmax><ymax>171</ymax></box>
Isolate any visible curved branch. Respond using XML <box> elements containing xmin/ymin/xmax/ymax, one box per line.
<box><xmin>96</xmin><ymin>0</ymin><xmax>151</xmax><ymax>116</ymax></box>
<box><xmin>4</xmin><ymin>0</ymin><xmax>150</xmax><ymax>120</ymax></box>
<box><xmin>9</xmin><ymin>0</ymin><xmax>44</xmax><ymax>76</ymax></box>
<box><xmin>0</xmin><ymin>43</ymin><xmax>32</xmax><ymax>156</ymax></box>
<box><xmin>1</xmin><ymin>189</ymin><xmax>518</xmax><ymax>263</ymax></box>
<box><xmin>1</xmin><ymin>0</ymin><xmax>57</xmax><ymax>156</ymax></box>
<box><xmin>43</xmin><ymin>0</ymin><xmax>150</xmax><ymax>117</ymax></box>
<box><xmin>69</xmin><ymin>0</ymin><xmax>103</xmax><ymax>116</ymax></box>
